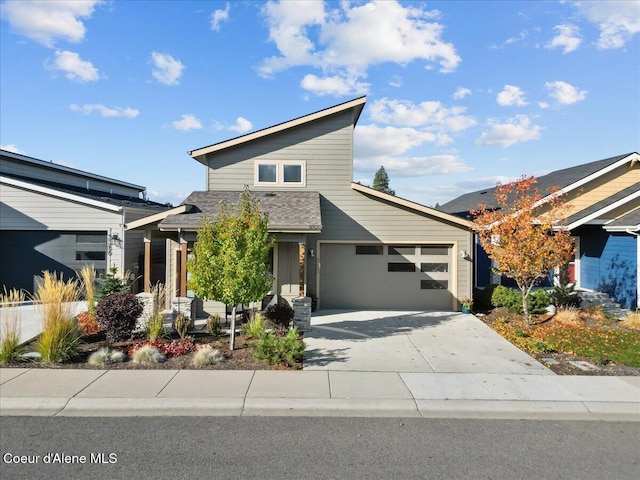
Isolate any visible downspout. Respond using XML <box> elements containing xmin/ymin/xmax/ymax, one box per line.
<box><xmin>625</xmin><ymin>228</ymin><xmax>640</xmax><ymax>310</ymax></box>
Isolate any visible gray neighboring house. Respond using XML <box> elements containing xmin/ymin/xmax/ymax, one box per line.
<box><xmin>129</xmin><ymin>97</ymin><xmax>474</xmax><ymax>314</ymax></box>
<box><xmin>0</xmin><ymin>149</ymin><xmax>169</xmax><ymax>294</ymax></box>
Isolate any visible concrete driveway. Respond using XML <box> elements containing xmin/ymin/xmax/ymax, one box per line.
<box><xmin>303</xmin><ymin>311</ymin><xmax>552</xmax><ymax>375</ymax></box>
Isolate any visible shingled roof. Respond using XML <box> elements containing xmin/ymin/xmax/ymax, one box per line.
<box><xmin>159</xmin><ymin>190</ymin><xmax>322</xmax><ymax>232</ymax></box>
<box><xmin>605</xmin><ymin>207</ymin><xmax>640</xmax><ymax>232</ymax></box>
<box><xmin>438</xmin><ymin>153</ymin><xmax>636</xmax><ymax>218</ymax></box>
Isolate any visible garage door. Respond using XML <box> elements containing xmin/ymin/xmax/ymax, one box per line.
<box><xmin>319</xmin><ymin>243</ymin><xmax>454</xmax><ymax>310</ymax></box>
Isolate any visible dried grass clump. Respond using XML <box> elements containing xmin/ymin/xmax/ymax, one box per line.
<box><xmin>553</xmin><ymin>307</ymin><xmax>583</xmax><ymax>327</ymax></box>
<box><xmin>620</xmin><ymin>311</ymin><xmax>640</xmax><ymax>331</ymax></box>
<box><xmin>34</xmin><ymin>272</ymin><xmax>81</xmax><ymax>363</ymax></box>
<box><xmin>0</xmin><ymin>287</ymin><xmax>25</xmax><ymax>364</ymax></box>
<box><xmin>88</xmin><ymin>347</ymin><xmax>126</xmax><ymax>365</ymax></box>
<box><xmin>145</xmin><ymin>283</ymin><xmax>167</xmax><ymax>342</ymax></box>
<box><xmin>78</xmin><ymin>265</ymin><xmax>97</xmax><ymax>313</ymax></box>
<box><xmin>580</xmin><ymin>305</ymin><xmax>609</xmax><ymax>322</ymax></box>
<box><xmin>191</xmin><ymin>345</ymin><xmax>224</xmax><ymax>367</ymax></box>
<box><xmin>132</xmin><ymin>345</ymin><xmax>165</xmax><ymax>364</ymax></box>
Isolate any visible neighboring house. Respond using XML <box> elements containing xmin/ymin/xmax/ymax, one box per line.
<box><xmin>128</xmin><ymin>97</ymin><xmax>474</xmax><ymax>314</ymax></box>
<box><xmin>438</xmin><ymin>152</ymin><xmax>640</xmax><ymax>310</ymax></box>
<box><xmin>0</xmin><ymin>149</ymin><xmax>169</xmax><ymax>294</ymax></box>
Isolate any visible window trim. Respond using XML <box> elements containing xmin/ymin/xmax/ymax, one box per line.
<box><xmin>255</xmin><ymin>160</ymin><xmax>306</xmax><ymax>187</ymax></box>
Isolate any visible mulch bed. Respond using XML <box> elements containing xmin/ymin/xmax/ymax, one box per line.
<box><xmin>9</xmin><ymin>331</ymin><xmax>294</xmax><ymax>371</ymax></box>
<box><xmin>478</xmin><ymin>307</ymin><xmax>640</xmax><ymax>376</ymax></box>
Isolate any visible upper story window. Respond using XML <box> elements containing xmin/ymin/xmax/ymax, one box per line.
<box><xmin>255</xmin><ymin>161</ymin><xmax>305</xmax><ymax>187</ymax></box>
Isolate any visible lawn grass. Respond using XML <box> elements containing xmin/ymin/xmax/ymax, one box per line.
<box><xmin>540</xmin><ymin>326</ymin><xmax>640</xmax><ymax>367</ymax></box>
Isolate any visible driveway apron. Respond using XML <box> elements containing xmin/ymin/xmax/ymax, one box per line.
<box><xmin>303</xmin><ymin>311</ymin><xmax>552</xmax><ymax>375</ymax></box>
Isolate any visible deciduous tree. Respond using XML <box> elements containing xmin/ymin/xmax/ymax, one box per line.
<box><xmin>187</xmin><ymin>186</ymin><xmax>274</xmax><ymax>349</ymax></box>
<box><xmin>472</xmin><ymin>176</ymin><xmax>574</xmax><ymax>325</ymax></box>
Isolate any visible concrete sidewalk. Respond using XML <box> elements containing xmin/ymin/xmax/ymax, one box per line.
<box><xmin>1</xmin><ymin>368</ymin><xmax>639</xmax><ymax>420</ymax></box>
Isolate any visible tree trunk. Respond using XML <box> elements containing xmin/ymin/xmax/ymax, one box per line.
<box><xmin>522</xmin><ymin>292</ymin><xmax>530</xmax><ymax>327</ymax></box>
<box><xmin>230</xmin><ymin>306</ymin><xmax>236</xmax><ymax>351</ymax></box>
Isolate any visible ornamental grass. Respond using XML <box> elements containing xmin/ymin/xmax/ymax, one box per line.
<box><xmin>0</xmin><ymin>287</ymin><xmax>25</xmax><ymax>364</ymax></box>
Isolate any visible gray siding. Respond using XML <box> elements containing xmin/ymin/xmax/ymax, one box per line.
<box><xmin>206</xmin><ymin>110</ymin><xmax>354</xmax><ymax>191</ymax></box>
<box><xmin>0</xmin><ymin>155</ymin><xmax>142</xmax><ymax>197</ymax></box>
<box><xmin>0</xmin><ymin>182</ymin><xmax>126</xmax><ymax>271</ymax></box>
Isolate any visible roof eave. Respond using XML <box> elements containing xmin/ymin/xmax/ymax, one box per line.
<box><xmin>189</xmin><ymin>97</ymin><xmax>367</xmax><ymax>164</ymax></box>
<box><xmin>351</xmin><ymin>183</ymin><xmax>472</xmax><ymax>228</ymax></box>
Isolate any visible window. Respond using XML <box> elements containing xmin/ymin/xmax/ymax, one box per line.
<box><xmin>257</xmin><ymin>164</ymin><xmax>277</xmax><ymax>183</ymax></box>
<box><xmin>388</xmin><ymin>262</ymin><xmax>415</xmax><ymax>272</ymax></box>
<box><xmin>76</xmin><ymin>234</ymin><xmax>106</xmax><ymax>244</ymax></box>
<box><xmin>421</xmin><ymin>262</ymin><xmax>448</xmax><ymax>273</ymax></box>
<box><xmin>356</xmin><ymin>245</ymin><xmax>383</xmax><ymax>255</ymax></box>
<box><xmin>388</xmin><ymin>245</ymin><xmax>415</xmax><ymax>256</ymax></box>
<box><xmin>255</xmin><ymin>161</ymin><xmax>305</xmax><ymax>186</ymax></box>
<box><xmin>421</xmin><ymin>280</ymin><xmax>448</xmax><ymax>289</ymax></box>
<box><xmin>76</xmin><ymin>251</ymin><xmax>106</xmax><ymax>261</ymax></box>
<box><xmin>420</xmin><ymin>245</ymin><xmax>450</xmax><ymax>255</ymax></box>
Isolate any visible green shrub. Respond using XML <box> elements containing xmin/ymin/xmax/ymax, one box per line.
<box><xmin>173</xmin><ymin>313</ymin><xmax>191</xmax><ymax>339</ymax></box>
<box><xmin>97</xmin><ymin>266</ymin><xmax>131</xmax><ymax>301</ymax></box>
<box><xmin>253</xmin><ymin>327</ymin><xmax>304</xmax><ymax>367</ymax></box>
<box><xmin>96</xmin><ymin>292</ymin><xmax>143</xmax><ymax>343</ymax></box>
<box><xmin>242</xmin><ymin>312</ymin><xmax>266</xmax><ymax>338</ymax></box>
<box><xmin>146</xmin><ymin>313</ymin><xmax>166</xmax><ymax>342</ymax></box>
<box><xmin>550</xmin><ymin>271</ymin><xmax>581</xmax><ymax>308</ymax></box>
<box><xmin>491</xmin><ymin>286</ymin><xmax>550</xmax><ymax>314</ymax></box>
<box><xmin>132</xmin><ymin>345</ymin><xmax>165</xmax><ymax>364</ymax></box>
<box><xmin>206</xmin><ymin>314</ymin><xmax>221</xmax><ymax>337</ymax></box>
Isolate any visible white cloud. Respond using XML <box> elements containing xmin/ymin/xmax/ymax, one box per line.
<box><xmin>453</xmin><ymin>87</ymin><xmax>472</xmax><ymax>100</ymax></box>
<box><xmin>545</xmin><ymin>24</ymin><xmax>582</xmax><ymax>53</ymax></box>
<box><xmin>355</xmin><ymin>125</ymin><xmax>443</xmax><ymax>159</ymax></box>
<box><xmin>538</xmin><ymin>101</ymin><xmax>550</xmax><ymax>109</ymax></box>
<box><xmin>475</xmin><ymin>115</ymin><xmax>542</xmax><ymax>148</ymax></box>
<box><xmin>388</xmin><ymin>75</ymin><xmax>403</xmax><ymax>88</ymax></box>
<box><xmin>210</xmin><ymin>2</ymin><xmax>230</xmax><ymax>31</ymax></box>
<box><xmin>505</xmin><ymin>30</ymin><xmax>528</xmax><ymax>45</ymax></box>
<box><xmin>171</xmin><ymin>114</ymin><xmax>202</xmax><ymax>131</ymax></box>
<box><xmin>576</xmin><ymin>1</ymin><xmax>640</xmax><ymax>49</ymax></box>
<box><xmin>496</xmin><ymin>85</ymin><xmax>527</xmax><ymax>107</ymax></box>
<box><xmin>300</xmin><ymin>74</ymin><xmax>369</xmax><ymax>96</ymax></box>
<box><xmin>544</xmin><ymin>80</ymin><xmax>588</xmax><ymax>105</ymax></box>
<box><xmin>259</xmin><ymin>0</ymin><xmax>460</xmax><ymax>96</ymax></box>
<box><xmin>47</xmin><ymin>50</ymin><xmax>99</xmax><ymax>82</ymax></box>
<box><xmin>0</xmin><ymin>144</ymin><xmax>26</xmax><ymax>154</ymax></box>
<box><xmin>151</xmin><ymin>52</ymin><xmax>185</xmax><ymax>86</ymax></box>
<box><xmin>456</xmin><ymin>175</ymin><xmax>519</xmax><ymax>191</ymax></box>
<box><xmin>228</xmin><ymin>117</ymin><xmax>253</xmax><ymax>133</ymax></box>
<box><xmin>69</xmin><ymin>104</ymin><xmax>139</xmax><ymax>118</ymax></box>
<box><xmin>354</xmin><ymin>154</ymin><xmax>472</xmax><ymax>178</ymax></box>
<box><xmin>0</xmin><ymin>0</ymin><xmax>100</xmax><ymax>47</ymax></box>
<box><xmin>368</xmin><ymin>98</ymin><xmax>476</xmax><ymax>133</ymax></box>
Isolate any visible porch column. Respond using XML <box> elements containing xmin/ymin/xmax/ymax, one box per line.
<box><xmin>143</xmin><ymin>230</ymin><xmax>152</xmax><ymax>293</ymax></box>
<box><xmin>298</xmin><ymin>242</ymin><xmax>306</xmax><ymax>297</ymax></box>
<box><xmin>179</xmin><ymin>233</ymin><xmax>188</xmax><ymax>297</ymax></box>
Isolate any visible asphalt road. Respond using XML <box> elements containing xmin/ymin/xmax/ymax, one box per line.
<box><xmin>1</xmin><ymin>417</ymin><xmax>638</xmax><ymax>480</ymax></box>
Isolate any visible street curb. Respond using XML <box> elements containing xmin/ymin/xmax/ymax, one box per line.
<box><xmin>242</xmin><ymin>398</ymin><xmax>422</xmax><ymax>417</ymax></box>
<box><xmin>56</xmin><ymin>398</ymin><xmax>245</xmax><ymax>417</ymax></box>
<box><xmin>0</xmin><ymin>397</ymin><xmax>69</xmax><ymax>416</ymax></box>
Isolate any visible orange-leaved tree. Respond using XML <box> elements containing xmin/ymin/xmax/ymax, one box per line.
<box><xmin>471</xmin><ymin>175</ymin><xmax>574</xmax><ymax>325</ymax></box>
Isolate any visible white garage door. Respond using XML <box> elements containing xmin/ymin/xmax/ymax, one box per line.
<box><xmin>319</xmin><ymin>243</ymin><xmax>454</xmax><ymax>310</ymax></box>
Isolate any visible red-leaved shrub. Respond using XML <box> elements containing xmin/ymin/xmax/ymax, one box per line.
<box><xmin>77</xmin><ymin>311</ymin><xmax>100</xmax><ymax>336</ymax></box>
<box><xmin>96</xmin><ymin>292</ymin><xmax>143</xmax><ymax>343</ymax></box>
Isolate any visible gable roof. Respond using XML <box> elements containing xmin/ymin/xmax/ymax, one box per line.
<box><xmin>565</xmin><ymin>183</ymin><xmax>640</xmax><ymax>230</ymax></box>
<box><xmin>188</xmin><ymin>97</ymin><xmax>367</xmax><ymax>164</ymax></box>
<box><xmin>351</xmin><ymin>183</ymin><xmax>472</xmax><ymax>228</ymax></box>
<box><xmin>1</xmin><ymin>174</ymin><xmax>168</xmax><ymax>213</ymax></box>
<box><xmin>605</xmin><ymin>207</ymin><xmax>640</xmax><ymax>232</ymax></box>
<box><xmin>438</xmin><ymin>152</ymin><xmax>638</xmax><ymax>217</ymax></box>
<box><xmin>158</xmin><ymin>190</ymin><xmax>322</xmax><ymax>233</ymax></box>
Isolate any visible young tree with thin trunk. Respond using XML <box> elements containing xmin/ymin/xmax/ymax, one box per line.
<box><xmin>471</xmin><ymin>175</ymin><xmax>574</xmax><ymax>325</ymax></box>
<box><xmin>187</xmin><ymin>186</ymin><xmax>274</xmax><ymax>349</ymax></box>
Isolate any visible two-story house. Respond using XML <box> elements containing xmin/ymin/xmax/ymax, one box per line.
<box><xmin>128</xmin><ymin>97</ymin><xmax>474</xmax><ymax>315</ymax></box>
<box><xmin>0</xmin><ymin>149</ymin><xmax>168</xmax><ymax>294</ymax></box>
<box><xmin>439</xmin><ymin>152</ymin><xmax>640</xmax><ymax>311</ymax></box>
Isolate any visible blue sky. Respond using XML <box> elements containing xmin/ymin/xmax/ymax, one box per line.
<box><xmin>1</xmin><ymin>0</ymin><xmax>638</xmax><ymax>207</ymax></box>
